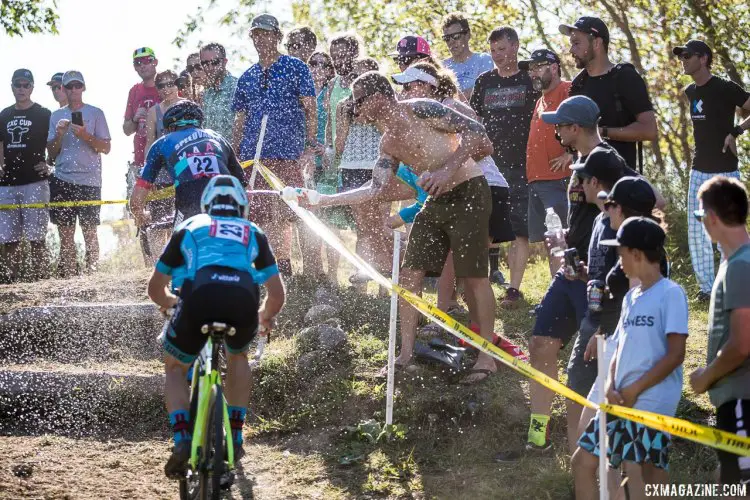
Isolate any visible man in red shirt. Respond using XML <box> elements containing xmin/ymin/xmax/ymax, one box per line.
<box><xmin>123</xmin><ymin>47</ymin><xmax>161</xmax><ymax>197</ymax></box>
<box><xmin>520</xmin><ymin>49</ymin><xmax>572</xmax><ymax>276</ymax></box>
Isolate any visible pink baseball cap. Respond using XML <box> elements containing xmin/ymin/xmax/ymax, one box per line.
<box><xmin>390</xmin><ymin>36</ymin><xmax>431</xmax><ymax>57</ymax></box>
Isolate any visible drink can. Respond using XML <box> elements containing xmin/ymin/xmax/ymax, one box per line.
<box><xmin>563</xmin><ymin>248</ymin><xmax>580</xmax><ymax>278</ymax></box>
<box><xmin>587</xmin><ymin>280</ymin><xmax>605</xmax><ymax>312</ymax></box>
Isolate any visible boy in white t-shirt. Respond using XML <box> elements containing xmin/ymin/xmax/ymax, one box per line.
<box><xmin>572</xmin><ymin>217</ymin><xmax>689</xmax><ymax>500</ymax></box>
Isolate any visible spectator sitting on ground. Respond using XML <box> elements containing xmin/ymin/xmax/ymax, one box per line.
<box><xmin>46</xmin><ymin>70</ymin><xmax>111</xmax><ymax>277</ymax></box>
<box><xmin>0</xmin><ymin>69</ymin><xmax>52</xmax><ymax>282</ymax></box>
<box><xmin>689</xmin><ymin>176</ymin><xmax>750</xmax><ymax>487</ymax></box>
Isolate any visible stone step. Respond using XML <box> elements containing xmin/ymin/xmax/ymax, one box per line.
<box><xmin>0</xmin><ymin>303</ymin><xmax>164</xmax><ymax>362</ymax></box>
<box><xmin>0</xmin><ymin>360</ymin><xmax>167</xmax><ymax>439</ymax></box>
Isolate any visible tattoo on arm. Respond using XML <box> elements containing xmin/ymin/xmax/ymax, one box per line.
<box><xmin>411</xmin><ymin>99</ymin><xmax>486</xmax><ymax>135</ymax></box>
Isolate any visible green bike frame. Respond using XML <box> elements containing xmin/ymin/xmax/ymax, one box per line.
<box><xmin>188</xmin><ymin>336</ymin><xmax>235</xmax><ymax>470</ymax></box>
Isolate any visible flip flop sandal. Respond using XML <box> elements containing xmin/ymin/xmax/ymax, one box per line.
<box><xmin>450</xmin><ymin>368</ymin><xmax>495</xmax><ymax>386</ymax></box>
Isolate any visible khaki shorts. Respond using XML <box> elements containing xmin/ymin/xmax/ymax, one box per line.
<box><xmin>403</xmin><ymin>176</ymin><xmax>491</xmax><ymax>278</ymax></box>
<box><xmin>0</xmin><ymin>180</ymin><xmax>50</xmax><ymax>243</ymax></box>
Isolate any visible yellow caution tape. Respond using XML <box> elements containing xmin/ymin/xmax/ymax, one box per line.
<box><xmin>0</xmin><ymin>199</ymin><xmax>128</xmax><ymax>210</ymax></box>
<box><xmin>255</xmin><ymin>161</ymin><xmax>750</xmax><ymax>457</ymax></box>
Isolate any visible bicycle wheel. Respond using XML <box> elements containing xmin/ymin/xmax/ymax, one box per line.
<box><xmin>197</xmin><ymin>384</ymin><xmax>225</xmax><ymax>500</ymax></box>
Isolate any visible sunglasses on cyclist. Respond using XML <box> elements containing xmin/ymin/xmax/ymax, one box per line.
<box><xmin>12</xmin><ymin>82</ymin><xmax>32</xmax><ymax>89</ymax></box>
<box><xmin>156</xmin><ymin>80</ymin><xmax>177</xmax><ymax>90</ymax></box>
<box><xmin>64</xmin><ymin>82</ymin><xmax>84</xmax><ymax>90</ymax></box>
<box><xmin>442</xmin><ymin>31</ymin><xmax>468</xmax><ymax>42</ymax></box>
<box><xmin>187</xmin><ymin>63</ymin><xmax>203</xmax><ymax>73</ymax></box>
<box><xmin>134</xmin><ymin>57</ymin><xmax>155</xmax><ymax>67</ymax></box>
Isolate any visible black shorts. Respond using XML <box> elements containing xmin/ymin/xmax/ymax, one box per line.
<box><xmin>161</xmin><ymin>266</ymin><xmax>260</xmax><ymax>364</ymax></box>
<box><xmin>147</xmin><ymin>185</ymin><xmax>176</xmax><ymax>225</ymax></box>
<box><xmin>49</xmin><ymin>176</ymin><xmax>101</xmax><ymax>227</ymax></box>
<box><xmin>489</xmin><ymin>186</ymin><xmax>515</xmax><ymax>244</ymax></box>
<box><xmin>715</xmin><ymin>399</ymin><xmax>750</xmax><ymax>485</ymax></box>
<box><xmin>341</xmin><ymin>168</ymin><xmax>372</xmax><ymax>191</ymax></box>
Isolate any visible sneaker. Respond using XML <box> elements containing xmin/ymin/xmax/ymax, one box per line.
<box><xmin>525</xmin><ymin>440</ymin><xmax>553</xmax><ymax>454</ymax></box>
<box><xmin>164</xmin><ymin>441</ymin><xmax>191</xmax><ymax>480</ymax></box>
<box><xmin>696</xmin><ymin>290</ymin><xmax>711</xmax><ymax>303</ymax></box>
<box><xmin>499</xmin><ymin>287</ymin><xmax>523</xmax><ymax>309</ymax></box>
<box><xmin>489</xmin><ymin>270</ymin><xmax>505</xmax><ymax>286</ymax></box>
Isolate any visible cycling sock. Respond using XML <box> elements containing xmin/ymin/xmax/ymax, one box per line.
<box><xmin>489</xmin><ymin>248</ymin><xmax>500</xmax><ymax>272</ymax></box>
<box><xmin>169</xmin><ymin>409</ymin><xmax>191</xmax><ymax>445</ymax></box>
<box><xmin>527</xmin><ymin>413</ymin><xmax>550</xmax><ymax>447</ymax></box>
<box><xmin>228</xmin><ymin>406</ymin><xmax>247</xmax><ymax>445</ymax></box>
<box><xmin>277</xmin><ymin>259</ymin><xmax>292</xmax><ymax>277</ymax></box>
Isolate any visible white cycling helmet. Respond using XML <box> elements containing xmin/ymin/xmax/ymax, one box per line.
<box><xmin>200</xmin><ymin>175</ymin><xmax>249</xmax><ymax>219</ymax></box>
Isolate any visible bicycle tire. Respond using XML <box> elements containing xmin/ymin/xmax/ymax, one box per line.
<box><xmin>210</xmin><ymin>385</ymin><xmax>225</xmax><ymax>499</ymax></box>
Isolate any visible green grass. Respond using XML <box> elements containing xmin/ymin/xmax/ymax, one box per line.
<box><xmin>240</xmin><ymin>245</ymin><xmax>722</xmax><ymax>499</ymax></box>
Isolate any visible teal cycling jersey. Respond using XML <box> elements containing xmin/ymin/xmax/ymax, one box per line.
<box><xmin>396</xmin><ymin>163</ymin><xmax>428</xmax><ymax>223</ymax></box>
<box><xmin>156</xmin><ymin>213</ymin><xmax>278</xmax><ymax>290</ymax></box>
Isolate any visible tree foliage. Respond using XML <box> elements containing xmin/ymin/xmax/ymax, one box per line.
<box><xmin>1</xmin><ymin>0</ymin><xmax>58</xmax><ymax>37</ymax></box>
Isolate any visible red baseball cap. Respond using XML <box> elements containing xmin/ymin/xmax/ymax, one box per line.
<box><xmin>390</xmin><ymin>36</ymin><xmax>431</xmax><ymax>57</ymax></box>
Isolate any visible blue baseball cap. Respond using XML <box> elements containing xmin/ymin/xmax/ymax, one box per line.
<box><xmin>541</xmin><ymin>95</ymin><xmax>601</xmax><ymax>128</ymax></box>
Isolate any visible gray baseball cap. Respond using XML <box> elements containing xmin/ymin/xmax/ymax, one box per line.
<box><xmin>541</xmin><ymin>95</ymin><xmax>600</xmax><ymax>128</ymax></box>
<box><xmin>62</xmin><ymin>70</ymin><xmax>85</xmax><ymax>86</ymax></box>
<box><xmin>250</xmin><ymin>13</ymin><xmax>280</xmax><ymax>32</ymax></box>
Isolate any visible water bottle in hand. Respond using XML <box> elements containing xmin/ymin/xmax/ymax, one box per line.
<box><xmin>544</xmin><ymin>207</ymin><xmax>565</xmax><ymax>257</ymax></box>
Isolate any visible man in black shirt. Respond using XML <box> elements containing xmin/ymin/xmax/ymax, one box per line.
<box><xmin>560</xmin><ymin>16</ymin><xmax>657</xmax><ymax>170</ymax></box>
<box><xmin>471</xmin><ymin>26</ymin><xmax>541</xmax><ymax>307</ymax></box>
<box><xmin>0</xmin><ymin>69</ymin><xmax>52</xmax><ymax>282</ymax></box>
<box><xmin>673</xmin><ymin>39</ymin><xmax>750</xmax><ymax>301</ymax></box>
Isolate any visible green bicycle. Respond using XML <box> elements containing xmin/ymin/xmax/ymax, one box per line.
<box><xmin>179</xmin><ymin>321</ymin><xmax>236</xmax><ymax>500</ymax></box>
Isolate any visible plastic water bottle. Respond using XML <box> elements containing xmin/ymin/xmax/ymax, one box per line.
<box><xmin>280</xmin><ymin>187</ymin><xmax>321</xmax><ymax>205</ymax></box>
<box><xmin>544</xmin><ymin>207</ymin><xmax>565</xmax><ymax>257</ymax></box>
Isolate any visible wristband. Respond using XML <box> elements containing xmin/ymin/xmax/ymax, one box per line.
<box><xmin>731</xmin><ymin>125</ymin><xmax>745</xmax><ymax>138</ymax></box>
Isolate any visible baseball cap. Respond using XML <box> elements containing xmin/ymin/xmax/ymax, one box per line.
<box><xmin>11</xmin><ymin>69</ymin><xmax>34</xmax><ymax>84</ymax></box>
<box><xmin>597</xmin><ymin>176</ymin><xmax>656</xmax><ymax>214</ymax></box>
<box><xmin>541</xmin><ymin>95</ymin><xmax>600</xmax><ymax>128</ymax></box>
<box><xmin>672</xmin><ymin>40</ymin><xmax>712</xmax><ymax>59</ymax></box>
<box><xmin>133</xmin><ymin>47</ymin><xmax>156</xmax><ymax>60</ymax></box>
<box><xmin>519</xmin><ymin>48</ymin><xmax>561</xmax><ymax>71</ymax></box>
<box><xmin>390</xmin><ymin>36</ymin><xmax>431</xmax><ymax>58</ymax></box>
<box><xmin>47</xmin><ymin>72</ymin><xmax>64</xmax><ymax>86</ymax></box>
<box><xmin>250</xmin><ymin>13</ymin><xmax>280</xmax><ymax>32</ymax></box>
<box><xmin>600</xmin><ymin>216</ymin><xmax>666</xmax><ymax>251</ymax></box>
<box><xmin>559</xmin><ymin>16</ymin><xmax>610</xmax><ymax>44</ymax></box>
<box><xmin>391</xmin><ymin>66</ymin><xmax>438</xmax><ymax>87</ymax></box>
<box><xmin>570</xmin><ymin>146</ymin><xmax>628</xmax><ymax>185</ymax></box>
<box><xmin>62</xmin><ymin>70</ymin><xmax>85</xmax><ymax>86</ymax></box>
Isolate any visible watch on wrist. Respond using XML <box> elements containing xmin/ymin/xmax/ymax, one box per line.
<box><xmin>731</xmin><ymin>125</ymin><xmax>745</xmax><ymax>138</ymax></box>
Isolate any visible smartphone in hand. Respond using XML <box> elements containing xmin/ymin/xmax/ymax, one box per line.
<box><xmin>71</xmin><ymin>111</ymin><xmax>83</xmax><ymax>126</ymax></box>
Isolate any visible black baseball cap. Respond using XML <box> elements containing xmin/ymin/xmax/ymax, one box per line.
<box><xmin>47</xmin><ymin>72</ymin><xmax>64</xmax><ymax>86</ymax></box>
<box><xmin>600</xmin><ymin>216</ymin><xmax>666</xmax><ymax>251</ymax></box>
<box><xmin>559</xmin><ymin>16</ymin><xmax>610</xmax><ymax>44</ymax></box>
<box><xmin>570</xmin><ymin>146</ymin><xmax>628</xmax><ymax>185</ymax></box>
<box><xmin>672</xmin><ymin>40</ymin><xmax>712</xmax><ymax>59</ymax></box>
<box><xmin>597</xmin><ymin>176</ymin><xmax>656</xmax><ymax>214</ymax></box>
<box><xmin>519</xmin><ymin>48</ymin><xmax>561</xmax><ymax>71</ymax></box>
<box><xmin>11</xmin><ymin>69</ymin><xmax>34</xmax><ymax>84</ymax></box>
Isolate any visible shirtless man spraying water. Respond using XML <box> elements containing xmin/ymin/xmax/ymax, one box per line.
<box><xmin>313</xmin><ymin>71</ymin><xmax>496</xmax><ymax>384</ymax></box>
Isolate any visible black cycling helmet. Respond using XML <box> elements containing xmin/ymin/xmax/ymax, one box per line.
<box><xmin>163</xmin><ymin>100</ymin><xmax>204</xmax><ymax>130</ymax></box>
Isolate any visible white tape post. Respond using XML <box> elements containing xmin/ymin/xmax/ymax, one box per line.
<box><xmin>386</xmin><ymin>230</ymin><xmax>401</xmax><ymax>425</ymax></box>
<box><xmin>248</xmin><ymin>115</ymin><xmax>269</xmax><ymax>190</ymax></box>
<box><xmin>597</xmin><ymin>335</ymin><xmax>609</xmax><ymax>500</ymax></box>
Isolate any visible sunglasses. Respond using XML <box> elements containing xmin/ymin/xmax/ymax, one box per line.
<box><xmin>286</xmin><ymin>42</ymin><xmax>303</xmax><ymax>51</ymax></box>
<box><xmin>51</xmin><ymin>84</ymin><xmax>62</xmax><ymax>91</ymax></box>
<box><xmin>442</xmin><ymin>31</ymin><xmax>468</xmax><ymax>42</ymax></box>
<box><xmin>395</xmin><ymin>55</ymin><xmax>418</xmax><ymax>66</ymax></box>
<box><xmin>187</xmin><ymin>63</ymin><xmax>203</xmax><ymax>73</ymax></box>
<box><xmin>12</xmin><ymin>82</ymin><xmax>32</xmax><ymax>89</ymax></box>
<box><xmin>64</xmin><ymin>82</ymin><xmax>84</xmax><ymax>90</ymax></box>
<box><xmin>604</xmin><ymin>200</ymin><xmax>619</xmax><ymax>211</ymax></box>
<box><xmin>201</xmin><ymin>58</ymin><xmax>223</xmax><ymax>68</ymax></box>
<box><xmin>156</xmin><ymin>80</ymin><xmax>177</xmax><ymax>90</ymax></box>
<box><xmin>529</xmin><ymin>63</ymin><xmax>551</xmax><ymax>72</ymax></box>
<box><xmin>134</xmin><ymin>57</ymin><xmax>155</xmax><ymax>66</ymax></box>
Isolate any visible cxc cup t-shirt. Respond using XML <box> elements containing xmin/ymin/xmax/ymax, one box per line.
<box><xmin>685</xmin><ymin>76</ymin><xmax>750</xmax><ymax>174</ymax></box>
<box><xmin>613</xmin><ymin>278</ymin><xmax>689</xmax><ymax>416</ymax></box>
<box><xmin>0</xmin><ymin>103</ymin><xmax>51</xmax><ymax>186</ymax></box>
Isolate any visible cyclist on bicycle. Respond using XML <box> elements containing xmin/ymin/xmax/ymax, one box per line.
<box><xmin>147</xmin><ymin>174</ymin><xmax>285</xmax><ymax>479</ymax></box>
<box><xmin>130</xmin><ymin>100</ymin><xmax>247</xmax><ymax>230</ymax></box>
